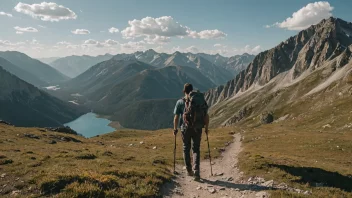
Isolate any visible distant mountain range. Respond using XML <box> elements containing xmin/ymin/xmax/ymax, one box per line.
<box><xmin>0</xmin><ymin>66</ymin><xmax>84</xmax><ymax>127</ymax></box>
<box><xmin>50</xmin><ymin>50</ymin><xmax>254</xmax><ymax>83</ymax></box>
<box><xmin>0</xmin><ymin>51</ymin><xmax>69</xmax><ymax>84</ymax></box>
<box><xmin>49</xmin><ymin>54</ymin><xmax>114</xmax><ymax>78</ymax></box>
<box><xmin>206</xmin><ymin>17</ymin><xmax>352</xmax><ymax>127</ymax></box>
<box><xmin>38</xmin><ymin>57</ymin><xmax>60</xmax><ymax>64</ymax></box>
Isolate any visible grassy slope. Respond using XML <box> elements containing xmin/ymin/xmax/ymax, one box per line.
<box><xmin>220</xmin><ymin>67</ymin><xmax>352</xmax><ymax>197</ymax></box>
<box><xmin>0</xmin><ymin>124</ymin><xmax>233</xmax><ymax>197</ymax></box>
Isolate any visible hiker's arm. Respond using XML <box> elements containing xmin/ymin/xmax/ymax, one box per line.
<box><xmin>204</xmin><ymin>114</ymin><xmax>209</xmax><ymax>134</ymax></box>
<box><xmin>173</xmin><ymin>114</ymin><xmax>179</xmax><ymax>135</ymax></box>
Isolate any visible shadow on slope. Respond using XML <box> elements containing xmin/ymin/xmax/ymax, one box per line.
<box><xmin>270</xmin><ymin>164</ymin><xmax>352</xmax><ymax>192</ymax></box>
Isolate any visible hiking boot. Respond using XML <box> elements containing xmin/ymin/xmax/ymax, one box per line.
<box><xmin>193</xmin><ymin>174</ymin><xmax>200</xmax><ymax>181</ymax></box>
<box><xmin>193</xmin><ymin>171</ymin><xmax>200</xmax><ymax>181</ymax></box>
<box><xmin>187</xmin><ymin>170</ymin><xmax>194</xmax><ymax>176</ymax></box>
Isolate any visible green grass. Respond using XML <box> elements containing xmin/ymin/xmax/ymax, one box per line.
<box><xmin>0</xmin><ymin>124</ymin><xmax>233</xmax><ymax>197</ymax></box>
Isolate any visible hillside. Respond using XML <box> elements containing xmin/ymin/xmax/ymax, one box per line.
<box><xmin>0</xmin><ymin>57</ymin><xmax>47</xmax><ymax>87</ymax></box>
<box><xmin>0</xmin><ymin>51</ymin><xmax>69</xmax><ymax>84</ymax></box>
<box><xmin>91</xmin><ymin>65</ymin><xmax>216</xmax><ymax>129</ymax></box>
<box><xmin>0</xmin><ymin>66</ymin><xmax>84</xmax><ymax>127</ymax></box>
<box><xmin>65</xmin><ymin>59</ymin><xmax>154</xmax><ymax>98</ymax></box>
<box><xmin>50</xmin><ymin>54</ymin><xmax>114</xmax><ymax>78</ymax></box>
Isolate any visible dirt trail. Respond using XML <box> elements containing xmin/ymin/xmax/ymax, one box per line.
<box><xmin>161</xmin><ymin>133</ymin><xmax>270</xmax><ymax>198</ymax></box>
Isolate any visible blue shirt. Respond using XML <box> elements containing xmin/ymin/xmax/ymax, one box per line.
<box><xmin>173</xmin><ymin>98</ymin><xmax>185</xmax><ymax>127</ymax></box>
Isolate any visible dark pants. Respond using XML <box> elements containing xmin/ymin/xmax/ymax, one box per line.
<box><xmin>181</xmin><ymin>127</ymin><xmax>202</xmax><ymax>175</ymax></box>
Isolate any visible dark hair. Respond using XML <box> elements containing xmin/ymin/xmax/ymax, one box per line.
<box><xmin>183</xmin><ymin>83</ymin><xmax>193</xmax><ymax>94</ymax></box>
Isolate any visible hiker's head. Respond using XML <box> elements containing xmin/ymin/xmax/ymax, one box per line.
<box><xmin>183</xmin><ymin>83</ymin><xmax>193</xmax><ymax>95</ymax></box>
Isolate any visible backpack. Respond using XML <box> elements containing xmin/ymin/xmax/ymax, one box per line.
<box><xmin>183</xmin><ymin>90</ymin><xmax>208</xmax><ymax>129</ymax></box>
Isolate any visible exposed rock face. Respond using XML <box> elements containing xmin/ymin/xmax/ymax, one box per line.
<box><xmin>206</xmin><ymin>17</ymin><xmax>352</xmax><ymax>106</ymax></box>
<box><xmin>224</xmin><ymin>106</ymin><xmax>253</xmax><ymax>126</ymax></box>
<box><xmin>261</xmin><ymin>113</ymin><xmax>274</xmax><ymax>124</ymax></box>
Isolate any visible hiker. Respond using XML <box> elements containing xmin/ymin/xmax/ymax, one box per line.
<box><xmin>173</xmin><ymin>83</ymin><xmax>209</xmax><ymax>180</ymax></box>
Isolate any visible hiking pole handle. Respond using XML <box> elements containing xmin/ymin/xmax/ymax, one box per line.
<box><xmin>206</xmin><ymin>133</ymin><xmax>213</xmax><ymax>176</ymax></box>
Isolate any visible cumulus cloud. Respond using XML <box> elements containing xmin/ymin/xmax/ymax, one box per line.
<box><xmin>14</xmin><ymin>2</ymin><xmax>77</xmax><ymax>22</ymax></box>
<box><xmin>108</xmin><ymin>27</ymin><xmax>119</xmax><ymax>33</ymax></box>
<box><xmin>189</xmin><ymin>29</ymin><xmax>227</xmax><ymax>39</ymax></box>
<box><xmin>38</xmin><ymin>25</ymin><xmax>46</xmax><ymax>28</ymax></box>
<box><xmin>120</xmin><ymin>41</ymin><xmax>146</xmax><ymax>52</ymax></box>
<box><xmin>121</xmin><ymin>16</ymin><xmax>227</xmax><ymax>43</ymax></box>
<box><xmin>57</xmin><ymin>41</ymin><xmax>71</xmax><ymax>45</ymax></box>
<box><xmin>71</xmin><ymin>29</ymin><xmax>90</xmax><ymax>35</ymax></box>
<box><xmin>84</xmin><ymin>39</ymin><xmax>98</xmax><ymax>45</ymax></box>
<box><xmin>214</xmin><ymin>43</ymin><xmax>223</xmax><ymax>47</ymax></box>
<box><xmin>104</xmin><ymin>39</ymin><xmax>119</xmax><ymax>45</ymax></box>
<box><xmin>144</xmin><ymin>35</ymin><xmax>170</xmax><ymax>44</ymax></box>
<box><xmin>267</xmin><ymin>1</ymin><xmax>334</xmax><ymax>30</ymax></box>
<box><xmin>0</xmin><ymin>11</ymin><xmax>12</xmax><ymax>17</ymax></box>
<box><xmin>14</xmin><ymin>26</ymin><xmax>38</xmax><ymax>33</ymax></box>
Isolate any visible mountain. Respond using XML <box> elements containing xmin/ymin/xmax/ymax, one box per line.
<box><xmin>38</xmin><ymin>57</ymin><xmax>61</xmax><ymax>64</ymax></box>
<box><xmin>197</xmin><ymin>53</ymin><xmax>229</xmax><ymax>66</ymax></box>
<box><xmin>135</xmin><ymin>49</ymin><xmax>170</xmax><ymax>67</ymax></box>
<box><xmin>221</xmin><ymin>53</ymin><xmax>255</xmax><ymax>75</ymax></box>
<box><xmin>0</xmin><ymin>51</ymin><xmax>69</xmax><ymax>83</ymax></box>
<box><xmin>0</xmin><ymin>57</ymin><xmax>47</xmax><ymax>87</ymax></box>
<box><xmin>164</xmin><ymin>51</ymin><xmax>233</xmax><ymax>85</ymax></box>
<box><xmin>110</xmin><ymin>50</ymin><xmax>236</xmax><ymax>85</ymax></box>
<box><xmin>205</xmin><ymin>17</ymin><xmax>352</xmax><ymax>127</ymax></box>
<box><xmin>0</xmin><ymin>66</ymin><xmax>84</xmax><ymax>127</ymax></box>
<box><xmin>50</xmin><ymin>53</ymin><xmax>114</xmax><ymax>78</ymax></box>
<box><xmin>92</xmin><ymin>65</ymin><xmax>216</xmax><ymax>129</ymax></box>
<box><xmin>65</xmin><ymin>58</ymin><xmax>154</xmax><ymax>98</ymax></box>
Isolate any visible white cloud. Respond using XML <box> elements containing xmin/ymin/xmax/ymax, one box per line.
<box><xmin>104</xmin><ymin>39</ymin><xmax>119</xmax><ymax>46</ymax></box>
<box><xmin>16</xmin><ymin>31</ymin><xmax>24</xmax><ymax>35</ymax></box>
<box><xmin>0</xmin><ymin>11</ymin><xmax>13</xmax><ymax>17</ymax></box>
<box><xmin>144</xmin><ymin>35</ymin><xmax>170</xmax><ymax>44</ymax></box>
<box><xmin>84</xmin><ymin>39</ymin><xmax>98</xmax><ymax>45</ymax></box>
<box><xmin>214</xmin><ymin>43</ymin><xmax>222</xmax><ymax>47</ymax></box>
<box><xmin>71</xmin><ymin>29</ymin><xmax>90</xmax><ymax>35</ymax></box>
<box><xmin>267</xmin><ymin>1</ymin><xmax>334</xmax><ymax>30</ymax></box>
<box><xmin>121</xmin><ymin>16</ymin><xmax>227</xmax><ymax>43</ymax></box>
<box><xmin>189</xmin><ymin>29</ymin><xmax>227</xmax><ymax>39</ymax></box>
<box><xmin>57</xmin><ymin>41</ymin><xmax>71</xmax><ymax>45</ymax></box>
<box><xmin>14</xmin><ymin>2</ymin><xmax>77</xmax><ymax>22</ymax></box>
<box><xmin>184</xmin><ymin>46</ymin><xmax>199</xmax><ymax>53</ymax></box>
<box><xmin>108</xmin><ymin>27</ymin><xmax>119</xmax><ymax>33</ymax></box>
<box><xmin>38</xmin><ymin>25</ymin><xmax>46</xmax><ymax>28</ymax></box>
<box><xmin>14</xmin><ymin>26</ymin><xmax>38</xmax><ymax>33</ymax></box>
<box><xmin>120</xmin><ymin>41</ymin><xmax>146</xmax><ymax>52</ymax></box>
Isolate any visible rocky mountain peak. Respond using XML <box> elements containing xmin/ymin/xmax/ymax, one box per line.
<box><xmin>205</xmin><ymin>17</ymin><xmax>352</xmax><ymax>106</ymax></box>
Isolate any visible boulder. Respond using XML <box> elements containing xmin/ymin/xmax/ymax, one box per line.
<box><xmin>261</xmin><ymin>112</ymin><xmax>274</xmax><ymax>124</ymax></box>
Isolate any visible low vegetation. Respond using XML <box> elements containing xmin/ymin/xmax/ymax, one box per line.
<box><xmin>0</xmin><ymin>124</ymin><xmax>233</xmax><ymax>197</ymax></box>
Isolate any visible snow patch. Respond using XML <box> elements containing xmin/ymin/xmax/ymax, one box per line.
<box><xmin>96</xmin><ymin>68</ymin><xmax>108</xmax><ymax>77</ymax></box>
<box><xmin>44</xmin><ymin>85</ymin><xmax>60</xmax><ymax>91</ymax></box>
<box><xmin>68</xmin><ymin>101</ymin><xmax>79</xmax><ymax>105</ymax></box>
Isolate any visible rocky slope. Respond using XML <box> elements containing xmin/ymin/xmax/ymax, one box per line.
<box><xmin>0</xmin><ymin>57</ymin><xmax>47</xmax><ymax>87</ymax></box>
<box><xmin>50</xmin><ymin>54</ymin><xmax>114</xmax><ymax>78</ymax></box>
<box><xmin>0</xmin><ymin>51</ymin><xmax>69</xmax><ymax>84</ymax></box>
<box><xmin>0</xmin><ymin>66</ymin><xmax>84</xmax><ymax>127</ymax></box>
<box><xmin>206</xmin><ymin>17</ymin><xmax>352</xmax><ymax>107</ymax></box>
<box><xmin>205</xmin><ymin>17</ymin><xmax>352</xmax><ymax>127</ymax></box>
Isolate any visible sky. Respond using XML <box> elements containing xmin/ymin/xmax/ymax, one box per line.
<box><xmin>0</xmin><ymin>0</ymin><xmax>351</xmax><ymax>58</ymax></box>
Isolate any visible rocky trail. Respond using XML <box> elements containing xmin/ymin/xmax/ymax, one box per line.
<box><xmin>161</xmin><ymin>133</ymin><xmax>310</xmax><ymax>198</ymax></box>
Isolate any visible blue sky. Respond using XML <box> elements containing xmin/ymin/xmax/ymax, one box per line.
<box><xmin>0</xmin><ymin>0</ymin><xmax>351</xmax><ymax>58</ymax></box>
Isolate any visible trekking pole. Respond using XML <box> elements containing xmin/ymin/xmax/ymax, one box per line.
<box><xmin>173</xmin><ymin>134</ymin><xmax>177</xmax><ymax>174</ymax></box>
<box><xmin>206</xmin><ymin>132</ymin><xmax>213</xmax><ymax>176</ymax></box>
